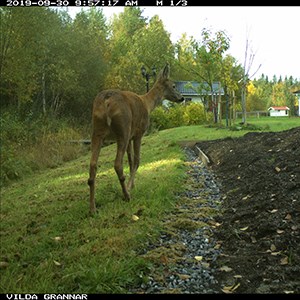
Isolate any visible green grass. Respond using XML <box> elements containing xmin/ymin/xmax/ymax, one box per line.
<box><xmin>1</xmin><ymin>117</ymin><xmax>299</xmax><ymax>293</ymax></box>
<box><xmin>235</xmin><ymin>116</ymin><xmax>300</xmax><ymax>131</ymax></box>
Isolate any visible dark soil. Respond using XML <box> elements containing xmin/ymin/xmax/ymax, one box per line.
<box><xmin>195</xmin><ymin>126</ymin><xmax>300</xmax><ymax>294</ymax></box>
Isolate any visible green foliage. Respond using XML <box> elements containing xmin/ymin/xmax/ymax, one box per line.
<box><xmin>106</xmin><ymin>8</ymin><xmax>174</xmax><ymax>93</ymax></box>
<box><xmin>0</xmin><ymin>113</ymin><xmax>88</xmax><ymax>187</ymax></box>
<box><xmin>0</xmin><ymin>7</ymin><xmax>108</xmax><ymax>120</ymax></box>
<box><xmin>149</xmin><ymin>103</ymin><xmax>213</xmax><ymax>131</ymax></box>
<box><xmin>183</xmin><ymin>102</ymin><xmax>212</xmax><ymax>125</ymax></box>
<box><xmin>249</xmin><ymin>75</ymin><xmax>299</xmax><ymax>115</ymax></box>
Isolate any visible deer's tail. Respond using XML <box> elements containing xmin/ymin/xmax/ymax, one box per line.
<box><xmin>104</xmin><ymin>99</ymin><xmax>112</xmax><ymax>126</ymax></box>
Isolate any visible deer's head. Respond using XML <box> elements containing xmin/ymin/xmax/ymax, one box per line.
<box><xmin>157</xmin><ymin>64</ymin><xmax>184</xmax><ymax>103</ymax></box>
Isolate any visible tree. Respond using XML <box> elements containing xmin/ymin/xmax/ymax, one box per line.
<box><xmin>240</xmin><ymin>33</ymin><xmax>261</xmax><ymax>124</ymax></box>
<box><xmin>105</xmin><ymin>7</ymin><xmax>147</xmax><ymax>91</ymax></box>
<box><xmin>105</xmin><ymin>9</ymin><xmax>174</xmax><ymax>94</ymax></box>
<box><xmin>220</xmin><ymin>54</ymin><xmax>243</xmax><ymax>125</ymax></box>
<box><xmin>173</xmin><ymin>33</ymin><xmax>196</xmax><ymax>81</ymax></box>
<box><xmin>67</xmin><ymin>8</ymin><xmax>109</xmax><ymax>119</ymax></box>
<box><xmin>176</xmin><ymin>28</ymin><xmax>230</xmax><ymax>123</ymax></box>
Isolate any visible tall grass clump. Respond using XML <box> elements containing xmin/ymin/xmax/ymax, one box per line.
<box><xmin>0</xmin><ymin>113</ymin><xmax>89</xmax><ymax>187</ymax></box>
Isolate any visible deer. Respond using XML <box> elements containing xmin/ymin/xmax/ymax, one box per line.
<box><xmin>87</xmin><ymin>63</ymin><xmax>184</xmax><ymax>214</ymax></box>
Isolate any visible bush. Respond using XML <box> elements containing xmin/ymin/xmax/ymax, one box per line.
<box><xmin>149</xmin><ymin>102</ymin><xmax>213</xmax><ymax>132</ymax></box>
<box><xmin>149</xmin><ymin>106</ymin><xmax>171</xmax><ymax>131</ymax></box>
<box><xmin>183</xmin><ymin>102</ymin><xmax>211</xmax><ymax>125</ymax></box>
<box><xmin>0</xmin><ymin>112</ymin><xmax>89</xmax><ymax>187</ymax></box>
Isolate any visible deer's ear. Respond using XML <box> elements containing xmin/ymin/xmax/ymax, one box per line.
<box><xmin>162</xmin><ymin>63</ymin><xmax>170</xmax><ymax>79</ymax></box>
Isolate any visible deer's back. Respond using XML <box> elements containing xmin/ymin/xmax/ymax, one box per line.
<box><xmin>92</xmin><ymin>89</ymin><xmax>149</xmax><ymax>139</ymax></box>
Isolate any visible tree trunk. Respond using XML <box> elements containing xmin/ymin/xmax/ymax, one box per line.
<box><xmin>241</xmin><ymin>84</ymin><xmax>247</xmax><ymax>124</ymax></box>
<box><xmin>42</xmin><ymin>71</ymin><xmax>46</xmax><ymax>115</ymax></box>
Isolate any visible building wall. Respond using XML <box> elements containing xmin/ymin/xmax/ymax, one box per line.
<box><xmin>269</xmin><ymin>110</ymin><xmax>289</xmax><ymax>117</ymax></box>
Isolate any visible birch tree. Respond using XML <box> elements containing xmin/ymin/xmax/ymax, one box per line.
<box><xmin>241</xmin><ymin>32</ymin><xmax>261</xmax><ymax>124</ymax></box>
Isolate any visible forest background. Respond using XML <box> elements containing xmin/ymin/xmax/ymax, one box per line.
<box><xmin>1</xmin><ymin>7</ymin><xmax>299</xmax><ymax>186</ymax></box>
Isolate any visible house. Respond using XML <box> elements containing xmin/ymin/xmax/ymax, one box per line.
<box><xmin>268</xmin><ymin>106</ymin><xmax>290</xmax><ymax>117</ymax></box>
<box><xmin>174</xmin><ymin>81</ymin><xmax>224</xmax><ymax>104</ymax></box>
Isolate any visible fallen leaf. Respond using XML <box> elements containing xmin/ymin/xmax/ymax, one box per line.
<box><xmin>219</xmin><ymin>266</ymin><xmax>233</xmax><ymax>272</ymax></box>
<box><xmin>277</xmin><ymin>229</ymin><xmax>284</xmax><ymax>234</ymax></box>
<box><xmin>240</xmin><ymin>226</ymin><xmax>248</xmax><ymax>231</ymax></box>
<box><xmin>53</xmin><ymin>260</ymin><xmax>61</xmax><ymax>266</ymax></box>
<box><xmin>251</xmin><ymin>236</ymin><xmax>257</xmax><ymax>243</ymax></box>
<box><xmin>201</xmin><ymin>262</ymin><xmax>210</xmax><ymax>268</ymax></box>
<box><xmin>284</xmin><ymin>290</ymin><xmax>294</xmax><ymax>294</ymax></box>
<box><xmin>269</xmin><ymin>209</ymin><xmax>278</xmax><ymax>213</ymax></box>
<box><xmin>221</xmin><ymin>285</ymin><xmax>234</xmax><ymax>294</ymax></box>
<box><xmin>291</xmin><ymin>225</ymin><xmax>297</xmax><ymax>231</ymax></box>
<box><xmin>275</xmin><ymin>166</ymin><xmax>281</xmax><ymax>172</ymax></box>
<box><xmin>132</xmin><ymin>215</ymin><xmax>139</xmax><ymax>221</ymax></box>
<box><xmin>221</xmin><ymin>289</ymin><xmax>232</xmax><ymax>294</ymax></box>
<box><xmin>231</xmin><ymin>283</ymin><xmax>240</xmax><ymax>292</ymax></box>
<box><xmin>285</xmin><ymin>213</ymin><xmax>292</xmax><ymax>220</ymax></box>
<box><xmin>214</xmin><ymin>243</ymin><xmax>222</xmax><ymax>249</ymax></box>
<box><xmin>178</xmin><ymin>274</ymin><xmax>191</xmax><ymax>280</ymax></box>
<box><xmin>194</xmin><ymin>256</ymin><xmax>203</xmax><ymax>261</ymax></box>
<box><xmin>271</xmin><ymin>251</ymin><xmax>282</xmax><ymax>256</ymax></box>
<box><xmin>52</xmin><ymin>236</ymin><xmax>62</xmax><ymax>242</ymax></box>
<box><xmin>270</xmin><ymin>244</ymin><xmax>276</xmax><ymax>251</ymax></box>
<box><xmin>233</xmin><ymin>275</ymin><xmax>242</xmax><ymax>278</ymax></box>
<box><xmin>221</xmin><ymin>283</ymin><xmax>240</xmax><ymax>294</ymax></box>
<box><xmin>280</xmin><ymin>256</ymin><xmax>289</xmax><ymax>265</ymax></box>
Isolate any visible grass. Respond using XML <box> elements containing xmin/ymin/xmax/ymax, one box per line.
<box><xmin>235</xmin><ymin>116</ymin><xmax>300</xmax><ymax>131</ymax></box>
<box><xmin>1</xmin><ymin>117</ymin><xmax>299</xmax><ymax>293</ymax></box>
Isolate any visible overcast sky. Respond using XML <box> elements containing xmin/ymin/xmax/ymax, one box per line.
<box><xmin>68</xmin><ymin>6</ymin><xmax>300</xmax><ymax>80</ymax></box>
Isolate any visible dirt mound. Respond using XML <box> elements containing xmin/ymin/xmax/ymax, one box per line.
<box><xmin>195</xmin><ymin>126</ymin><xmax>300</xmax><ymax>294</ymax></box>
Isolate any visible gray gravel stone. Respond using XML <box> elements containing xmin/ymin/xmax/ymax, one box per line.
<box><xmin>130</xmin><ymin>147</ymin><xmax>222</xmax><ymax>294</ymax></box>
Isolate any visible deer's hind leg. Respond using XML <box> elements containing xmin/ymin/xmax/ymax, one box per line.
<box><xmin>115</xmin><ymin>136</ymin><xmax>131</xmax><ymax>201</ymax></box>
<box><xmin>127</xmin><ymin>140</ymin><xmax>134</xmax><ymax>190</ymax></box>
<box><xmin>88</xmin><ymin>132</ymin><xmax>104</xmax><ymax>214</ymax></box>
<box><xmin>127</xmin><ymin>136</ymin><xmax>142</xmax><ymax>191</ymax></box>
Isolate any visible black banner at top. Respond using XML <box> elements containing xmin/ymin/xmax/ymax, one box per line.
<box><xmin>4</xmin><ymin>0</ymin><xmax>191</xmax><ymax>7</ymax></box>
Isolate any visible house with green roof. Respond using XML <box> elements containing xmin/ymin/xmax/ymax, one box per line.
<box><xmin>174</xmin><ymin>81</ymin><xmax>224</xmax><ymax>104</ymax></box>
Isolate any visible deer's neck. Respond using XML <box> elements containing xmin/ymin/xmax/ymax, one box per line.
<box><xmin>140</xmin><ymin>83</ymin><xmax>164</xmax><ymax>113</ymax></box>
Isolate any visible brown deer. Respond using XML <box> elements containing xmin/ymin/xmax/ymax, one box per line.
<box><xmin>88</xmin><ymin>63</ymin><xmax>184</xmax><ymax>214</ymax></box>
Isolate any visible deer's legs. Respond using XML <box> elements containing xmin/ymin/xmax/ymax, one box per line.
<box><xmin>127</xmin><ymin>140</ymin><xmax>135</xmax><ymax>190</ymax></box>
<box><xmin>127</xmin><ymin>140</ymin><xmax>133</xmax><ymax>177</ymax></box>
<box><xmin>88</xmin><ymin>133</ymin><xmax>103</xmax><ymax>214</ymax></box>
<box><xmin>115</xmin><ymin>138</ymin><xmax>131</xmax><ymax>201</ymax></box>
<box><xmin>127</xmin><ymin>137</ymin><xmax>141</xmax><ymax>191</ymax></box>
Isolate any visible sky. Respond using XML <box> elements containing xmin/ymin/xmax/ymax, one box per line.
<box><xmin>68</xmin><ymin>6</ymin><xmax>300</xmax><ymax>80</ymax></box>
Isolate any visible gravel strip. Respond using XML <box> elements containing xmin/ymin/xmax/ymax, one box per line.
<box><xmin>131</xmin><ymin>147</ymin><xmax>223</xmax><ymax>294</ymax></box>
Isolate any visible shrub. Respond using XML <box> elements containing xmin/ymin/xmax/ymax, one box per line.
<box><xmin>0</xmin><ymin>113</ymin><xmax>89</xmax><ymax>187</ymax></box>
<box><xmin>183</xmin><ymin>102</ymin><xmax>209</xmax><ymax>125</ymax></box>
<box><xmin>149</xmin><ymin>106</ymin><xmax>171</xmax><ymax>131</ymax></box>
<box><xmin>149</xmin><ymin>102</ymin><xmax>213</xmax><ymax>132</ymax></box>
